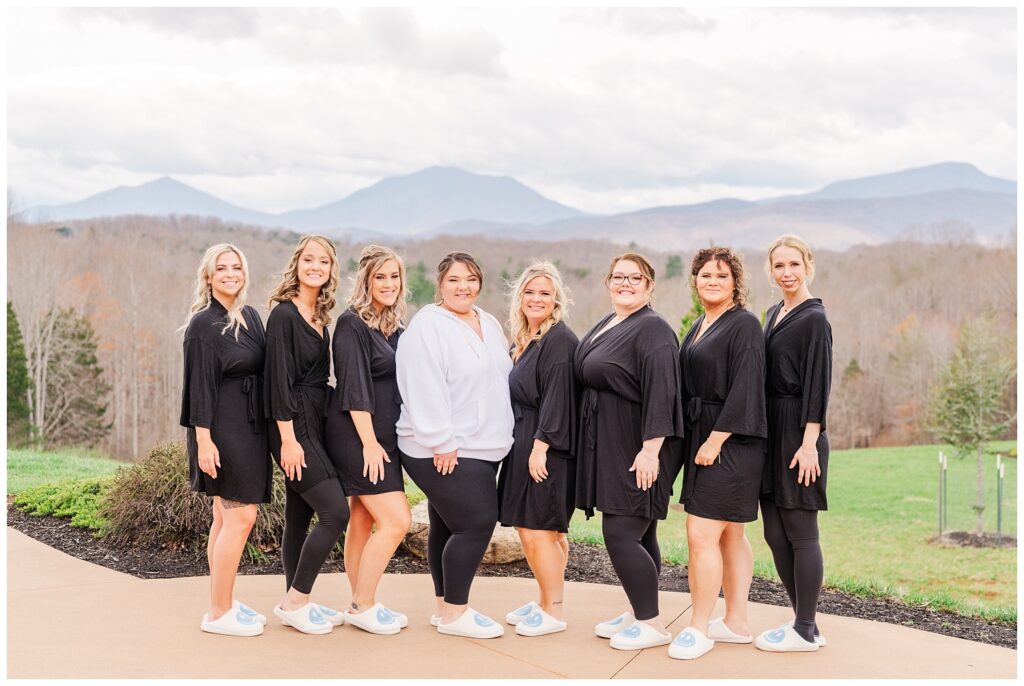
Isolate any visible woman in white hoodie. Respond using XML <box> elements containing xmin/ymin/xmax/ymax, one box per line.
<box><xmin>395</xmin><ymin>252</ymin><xmax>514</xmax><ymax>639</ymax></box>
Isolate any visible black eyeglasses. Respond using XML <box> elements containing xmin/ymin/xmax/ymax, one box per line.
<box><xmin>609</xmin><ymin>273</ymin><xmax>646</xmax><ymax>286</ymax></box>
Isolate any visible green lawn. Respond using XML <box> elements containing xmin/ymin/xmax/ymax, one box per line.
<box><xmin>569</xmin><ymin>441</ymin><xmax>1017</xmax><ymax>622</ymax></box>
<box><xmin>7</xmin><ymin>448</ymin><xmax>126</xmax><ymax>494</ymax></box>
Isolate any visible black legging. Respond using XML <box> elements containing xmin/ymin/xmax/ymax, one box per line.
<box><xmin>282</xmin><ymin>478</ymin><xmax>350</xmax><ymax>595</ymax></box>
<box><xmin>402</xmin><ymin>455</ymin><xmax>499</xmax><ymax>606</ymax></box>
<box><xmin>602</xmin><ymin>513</ymin><xmax>662</xmax><ymax>621</ymax></box>
<box><xmin>760</xmin><ymin>499</ymin><xmax>822</xmax><ymax>643</ymax></box>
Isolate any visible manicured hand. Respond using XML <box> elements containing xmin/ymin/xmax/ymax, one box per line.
<box><xmin>434</xmin><ymin>450</ymin><xmax>459</xmax><ymax>476</ymax></box>
<box><xmin>362</xmin><ymin>442</ymin><xmax>390</xmax><ymax>485</ymax></box>
<box><xmin>790</xmin><ymin>444</ymin><xmax>821</xmax><ymax>486</ymax></box>
<box><xmin>281</xmin><ymin>439</ymin><xmax>307</xmax><ymax>481</ymax></box>
<box><xmin>198</xmin><ymin>438</ymin><xmax>220</xmax><ymax>479</ymax></box>
<box><xmin>528</xmin><ymin>448</ymin><xmax>549</xmax><ymax>483</ymax></box>
<box><xmin>695</xmin><ymin>439</ymin><xmax>721</xmax><ymax>467</ymax></box>
<box><xmin>629</xmin><ymin>448</ymin><xmax>659</xmax><ymax>491</ymax></box>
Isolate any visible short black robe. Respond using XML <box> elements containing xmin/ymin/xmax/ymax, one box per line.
<box><xmin>180</xmin><ymin>300</ymin><xmax>272</xmax><ymax>504</ymax></box>
<box><xmin>679</xmin><ymin>307</ymin><xmax>766</xmax><ymax>523</ymax></box>
<box><xmin>498</xmin><ymin>321</ymin><xmax>580</xmax><ymax>532</ymax></box>
<box><xmin>761</xmin><ymin>298</ymin><xmax>832</xmax><ymax>511</ymax></box>
<box><xmin>575</xmin><ymin>307</ymin><xmax>685</xmax><ymax>520</ymax></box>
<box><xmin>324</xmin><ymin>308</ymin><xmax>405</xmax><ymax>496</ymax></box>
<box><xmin>264</xmin><ymin>299</ymin><xmax>335</xmax><ymax>494</ymax></box>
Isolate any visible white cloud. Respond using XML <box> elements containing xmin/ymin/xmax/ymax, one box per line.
<box><xmin>6</xmin><ymin>7</ymin><xmax>1016</xmax><ymax>215</ymax></box>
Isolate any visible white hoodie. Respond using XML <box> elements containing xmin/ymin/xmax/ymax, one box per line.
<box><xmin>395</xmin><ymin>304</ymin><xmax>514</xmax><ymax>461</ymax></box>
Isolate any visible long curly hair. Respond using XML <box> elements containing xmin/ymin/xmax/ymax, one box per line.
<box><xmin>689</xmin><ymin>246</ymin><xmax>749</xmax><ymax>309</ymax></box>
<box><xmin>347</xmin><ymin>244</ymin><xmax>408</xmax><ymax>337</ymax></box>
<box><xmin>181</xmin><ymin>243</ymin><xmax>250</xmax><ymax>339</ymax></box>
<box><xmin>267</xmin><ymin>234</ymin><xmax>340</xmax><ymax>326</ymax></box>
<box><xmin>507</xmin><ymin>262</ymin><xmax>572</xmax><ymax>361</ymax></box>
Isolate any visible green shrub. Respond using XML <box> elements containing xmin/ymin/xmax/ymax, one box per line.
<box><xmin>14</xmin><ymin>477</ymin><xmax>112</xmax><ymax>533</ymax></box>
<box><xmin>101</xmin><ymin>442</ymin><xmax>287</xmax><ymax>561</ymax></box>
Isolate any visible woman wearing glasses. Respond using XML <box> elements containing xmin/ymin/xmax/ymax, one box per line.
<box><xmin>575</xmin><ymin>252</ymin><xmax>685</xmax><ymax>651</ymax></box>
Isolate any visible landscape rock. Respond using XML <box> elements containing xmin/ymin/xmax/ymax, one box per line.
<box><xmin>403</xmin><ymin>500</ymin><xmax>525</xmax><ymax>564</ymax></box>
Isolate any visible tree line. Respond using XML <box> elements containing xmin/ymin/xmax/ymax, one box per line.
<box><xmin>6</xmin><ymin>215</ymin><xmax>1016</xmax><ymax>458</ymax></box>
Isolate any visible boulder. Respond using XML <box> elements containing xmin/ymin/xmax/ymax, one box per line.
<box><xmin>403</xmin><ymin>500</ymin><xmax>525</xmax><ymax>564</ymax></box>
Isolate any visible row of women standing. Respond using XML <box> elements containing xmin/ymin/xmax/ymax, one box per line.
<box><xmin>180</xmin><ymin>233</ymin><xmax>832</xmax><ymax>660</ymax></box>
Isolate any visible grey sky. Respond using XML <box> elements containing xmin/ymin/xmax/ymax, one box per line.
<box><xmin>7</xmin><ymin>7</ymin><xmax>1016</xmax><ymax>214</ymax></box>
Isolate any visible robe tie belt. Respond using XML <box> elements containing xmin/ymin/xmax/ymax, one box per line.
<box><xmin>240</xmin><ymin>375</ymin><xmax>260</xmax><ymax>433</ymax></box>
<box><xmin>767</xmin><ymin>394</ymin><xmax>802</xmax><ymax>400</ymax></box>
<box><xmin>684</xmin><ymin>397</ymin><xmax>723</xmax><ymax>423</ymax></box>
<box><xmin>293</xmin><ymin>381</ymin><xmax>329</xmax><ymax>418</ymax></box>
<box><xmin>581</xmin><ymin>389</ymin><xmax>599</xmax><ymax>450</ymax></box>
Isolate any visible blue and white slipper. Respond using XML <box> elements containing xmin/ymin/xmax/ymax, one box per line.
<box><xmin>668</xmin><ymin>627</ymin><xmax>714</xmax><ymax>660</ymax></box>
<box><xmin>755</xmin><ymin>624</ymin><xmax>819</xmax><ymax>652</ymax></box>
<box><xmin>594</xmin><ymin>611</ymin><xmax>635</xmax><ymax>638</ymax></box>
<box><xmin>382</xmin><ymin>605</ymin><xmax>409</xmax><ymax>629</ymax></box>
<box><xmin>515</xmin><ymin>608</ymin><xmax>567</xmax><ymax>637</ymax></box>
<box><xmin>506</xmin><ymin>601</ymin><xmax>540</xmax><ymax>625</ymax></box>
<box><xmin>201</xmin><ymin>608</ymin><xmax>264</xmax><ymax>637</ymax></box>
<box><xmin>343</xmin><ymin>603</ymin><xmax>403</xmax><ymax>635</ymax></box>
<box><xmin>608</xmin><ymin>620</ymin><xmax>672</xmax><ymax>650</ymax></box>
<box><xmin>707</xmin><ymin>616</ymin><xmax>752</xmax><ymax>643</ymax></box>
<box><xmin>436</xmin><ymin>607</ymin><xmax>505</xmax><ymax>639</ymax></box>
<box><xmin>783</xmin><ymin>620</ymin><xmax>826</xmax><ymax>646</ymax></box>
<box><xmin>233</xmin><ymin>600</ymin><xmax>267</xmax><ymax>626</ymax></box>
<box><xmin>273</xmin><ymin>603</ymin><xmax>334</xmax><ymax>635</ymax></box>
<box><xmin>280</xmin><ymin>603</ymin><xmax>344</xmax><ymax>628</ymax></box>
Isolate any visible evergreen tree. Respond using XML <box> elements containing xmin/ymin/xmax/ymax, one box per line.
<box><xmin>7</xmin><ymin>301</ymin><xmax>33</xmax><ymax>446</ymax></box>
<box><xmin>407</xmin><ymin>261</ymin><xmax>435</xmax><ymax>307</ymax></box>
<box><xmin>665</xmin><ymin>255</ymin><xmax>683</xmax><ymax>279</ymax></box>
<box><xmin>929</xmin><ymin>318</ymin><xmax>1016</xmax><ymax>535</ymax></box>
<box><xmin>678</xmin><ymin>289</ymin><xmax>705</xmax><ymax>339</ymax></box>
<box><xmin>39</xmin><ymin>307</ymin><xmax>112</xmax><ymax>448</ymax></box>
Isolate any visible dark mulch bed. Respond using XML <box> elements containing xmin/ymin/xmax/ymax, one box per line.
<box><xmin>7</xmin><ymin>504</ymin><xmax>1016</xmax><ymax>649</ymax></box>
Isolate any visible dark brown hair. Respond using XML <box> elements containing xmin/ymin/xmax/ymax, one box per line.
<box><xmin>435</xmin><ymin>251</ymin><xmax>484</xmax><ymax>303</ymax></box>
<box><xmin>689</xmin><ymin>246</ymin><xmax>748</xmax><ymax>309</ymax></box>
<box><xmin>604</xmin><ymin>251</ymin><xmax>656</xmax><ymax>294</ymax></box>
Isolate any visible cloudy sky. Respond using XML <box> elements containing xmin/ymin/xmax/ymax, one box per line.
<box><xmin>7</xmin><ymin>7</ymin><xmax>1016</xmax><ymax>214</ymax></box>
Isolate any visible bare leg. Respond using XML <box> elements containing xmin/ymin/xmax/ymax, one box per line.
<box><xmin>686</xmin><ymin>514</ymin><xmax>727</xmax><ymax>634</ymax></box>
<box><xmin>718</xmin><ymin>522</ymin><xmax>753</xmax><ymax>636</ymax></box>
<box><xmin>519</xmin><ymin>528</ymin><xmax>567</xmax><ymax>620</ymax></box>
<box><xmin>350</xmin><ymin>492</ymin><xmax>412</xmax><ymax>611</ymax></box>
<box><xmin>557</xmin><ymin>532</ymin><xmax>569</xmax><ymax>565</ymax></box>
<box><xmin>207</xmin><ymin>499</ymin><xmax>224</xmax><ymax>604</ymax></box>
<box><xmin>209</xmin><ymin>498</ymin><xmax>257</xmax><ymax>620</ymax></box>
<box><xmin>344</xmin><ymin>497</ymin><xmax>374</xmax><ymax>598</ymax></box>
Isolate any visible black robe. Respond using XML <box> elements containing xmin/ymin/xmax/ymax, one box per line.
<box><xmin>324</xmin><ymin>308</ymin><xmax>405</xmax><ymax>496</ymax></box>
<box><xmin>679</xmin><ymin>307</ymin><xmax>766</xmax><ymax>523</ymax></box>
<box><xmin>762</xmin><ymin>298</ymin><xmax>832</xmax><ymax>510</ymax></box>
<box><xmin>180</xmin><ymin>300</ymin><xmax>272</xmax><ymax>504</ymax></box>
<box><xmin>575</xmin><ymin>307</ymin><xmax>685</xmax><ymax>520</ymax></box>
<box><xmin>498</xmin><ymin>321</ymin><xmax>579</xmax><ymax>532</ymax></box>
<box><xmin>264</xmin><ymin>299</ymin><xmax>334</xmax><ymax>494</ymax></box>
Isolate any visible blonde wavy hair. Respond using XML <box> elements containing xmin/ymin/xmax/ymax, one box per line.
<box><xmin>507</xmin><ymin>262</ymin><xmax>572</xmax><ymax>361</ymax></box>
<box><xmin>181</xmin><ymin>244</ymin><xmax>250</xmax><ymax>339</ymax></box>
<box><xmin>347</xmin><ymin>244</ymin><xmax>408</xmax><ymax>337</ymax></box>
<box><xmin>766</xmin><ymin>234</ymin><xmax>816</xmax><ymax>284</ymax></box>
<box><xmin>267</xmin><ymin>234</ymin><xmax>340</xmax><ymax>326</ymax></box>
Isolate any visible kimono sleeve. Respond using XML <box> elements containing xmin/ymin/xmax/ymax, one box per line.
<box><xmin>637</xmin><ymin>321</ymin><xmax>685</xmax><ymax>441</ymax></box>
<box><xmin>714</xmin><ymin>315</ymin><xmax>767</xmax><ymax>437</ymax></box>
<box><xmin>534</xmin><ymin>329</ymin><xmax>578</xmax><ymax>453</ymax></box>
<box><xmin>334</xmin><ymin>317</ymin><xmax>375</xmax><ymax>413</ymax></box>
<box><xmin>180</xmin><ymin>335</ymin><xmax>222</xmax><ymax>429</ymax></box>
<box><xmin>800</xmin><ymin>316</ymin><xmax>832</xmax><ymax>430</ymax></box>
<box><xmin>395</xmin><ymin>319</ymin><xmax>457</xmax><ymax>454</ymax></box>
<box><xmin>264</xmin><ymin>308</ymin><xmax>299</xmax><ymax>422</ymax></box>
